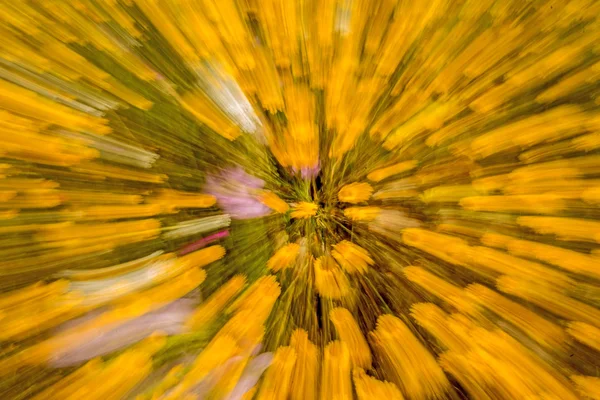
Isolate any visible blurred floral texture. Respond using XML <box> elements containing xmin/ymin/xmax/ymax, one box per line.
<box><xmin>1</xmin><ymin>0</ymin><xmax>600</xmax><ymax>399</ymax></box>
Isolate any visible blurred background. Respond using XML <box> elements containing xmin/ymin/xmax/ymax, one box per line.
<box><xmin>1</xmin><ymin>0</ymin><xmax>600</xmax><ymax>399</ymax></box>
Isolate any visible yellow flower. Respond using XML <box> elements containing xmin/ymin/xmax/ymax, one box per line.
<box><xmin>164</xmin><ymin>335</ymin><xmax>240</xmax><ymax>400</ymax></box>
<box><xmin>367</xmin><ymin>160</ymin><xmax>418</xmax><ymax>182</ymax></box>
<box><xmin>177</xmin><ymin>245</ymin><xmax>226</xmax><ymax>270</ymax></box>
<box><xmin>517</xmin><ymin>216</ymin><xmax>600</xmax><ymax>243</ymax></box>
<box><xmin>186</xmin><ymin>275</ymin><xmax>246</xmax><ymax>329</ymax></box>
<box><xmin>330</xmin><ymin>308</ymin><xmax>372</xmax><ymax>369</ymax></box>
<box><xmin>242</xmin><ymin>387</ymin><xmax>258</xmax><ymax>400</ymax></box>
<box><xmin>179</xmin><ymin>90</ymin><xmax>241</xmax><ymax>140</ymax></box>
<box><xmin>338</xmin><ymin>182</ymin><xmax>373</xmax><ymax>203</ymax></box>
<box><xmin>314</xmin><ymin>256</ymin><xmax>350</xmax><ymax>299</ymax></box>
<box><xmin>227</xmin><ymin>275</ymin><xmax>281</xmax><ymax>325</ymax></box>
<box><xmin>259</xmin><ymin>191</ymin><xmax>290</xmax><ymax>213</ymax></box>
<box><xmin>217</xmin><ymin>310</ymin><xmax>266</xmax><ymax>352</ymax></box>
<box><xmin>353</xmin><ymin>368</ymin><xmax>404</xmax><ymax>400</ymax></box>
<box><xmin>497</xmin><ymin>276</ymin><xmax>600</xmax><ymax>329</ymax></box>
<box><xmin>370</xmin><ymin>314</ymin><xmax>450</xmax><ymax>400</ymax></box>
<box><xmin>149</xmin><ymin>189</ymin><xmax>217</xmax><ymax>213</ymax></box>
<box><xmin>140</xmin><ymin>364</ymin><xmax>185</xmax><ymax>399</ymax></box>
<box><xmin>290</xmin><ymin>202</ymin><xmax>318</xmax><ymax>218</ymax></box>
<box><xmin>267</xmin><ymin>243</ymin><xmax>301</xmax><ymax>272</ymax></box>
<box><xmin>567</xmin><ymin>322</ymin><xmax>600</xmax><ymax>351</ymax></box>
<box><xmin>344</xmin><ymin>206</ymin><xmax>381</xmax><ymax>221</ymax></box>
<box><xmin>321</xmin><ymin>341</ymin><xmax>352</xmax><ymax>400</ymax></box>
<box><xmin>289</xmin><ymin>329</ymin><xmax>318</xmax><ymax>400</ymax></box>
<box><xmin>331</xmin><ymin>241</ymin><xmax>374</xmax><ymax>274</ymax></box>
<box><xmin>467</xmin><ymin>284</ymin><xmax>565</xmax><ymax>349</ymax></box>
<box><xmin>410</xmin><ymin>303</ymin><xmax>474</xmax><ymax>353</ymax></box>
<box><xmin>404</xmin><ymin>266</ymin><xmax>478</xmax><ymax>316</ymax></box>
<box><xmin>572</xmin><ymin>376</ymin><xmax>600</xmax><ymax>400</ymax></box>
<box><xmin>256</xmin><ymin>346</ymin><xmax>297</xmax><ymax>400</ymax></box>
